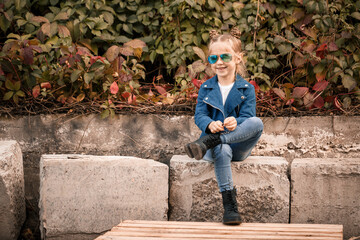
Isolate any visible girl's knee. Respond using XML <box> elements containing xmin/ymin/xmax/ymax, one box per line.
<box><xmin>213</xmin><ymin>144</ymin><xmax>233</xmax><ymax>161</ymax></box>
<box><xmin>249</xmin><ymin>117</ymin><xmax>264</xmax><ymax>132</ymax></box>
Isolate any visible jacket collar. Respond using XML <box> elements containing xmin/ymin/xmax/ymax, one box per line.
<box><xmin>202</xmin><ymin>74</ymin><xmax>249</xmax><ymax>89</ymax></box>
<box><xmin>202</xmin><ymin>74</ymin><xmax>250</xmax><ymax>117</ymax></box>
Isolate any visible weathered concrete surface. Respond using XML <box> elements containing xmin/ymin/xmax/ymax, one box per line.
<box><xmin>169</xmin><ymin>155</ymin><xmax>289</xmax><ymax>223</ymax></box>
<box><xmin>256</xmin><ymin>116</ymin><xmax>360</xmax><ymax>159</ymax></box>
<box><xmin>291</xmin><ymin>158</ymin><xmax>360</xmax><ymax>240</ymax></box>
<box><xmin>0</xmin><ymin>141</ymin><xmax>25</xmax><ymax>240</ymax></box>
<box><xmin>0</xmin><ymin>114</ymin><xmax>359</xmax><ymax>238</ymax></box>
<box><xmin>39</xmin><ymin>154</ymin><xmax>168</xmax><ymax>240</ymax></box>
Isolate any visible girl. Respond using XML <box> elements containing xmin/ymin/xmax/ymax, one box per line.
<box><xmin>185</xmin><ymin>28</ymin><xmax>264</xmax><ymax>225</ymax></box>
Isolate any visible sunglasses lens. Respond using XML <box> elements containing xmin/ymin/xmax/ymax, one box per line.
<box><xmin>208</xmin><ymin>55</ymin><xmax>218</xmax><ymax>64</ymax></box>
<box><xmin>220</xmin><ymin>53</ymin><xmax>232</xmax><ymax>62</ymax></box>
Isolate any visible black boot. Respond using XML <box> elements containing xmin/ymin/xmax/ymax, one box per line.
<box><xmin>221</xmin><ymin>188</ymin><xmax>242</xmax><ymax>225</ymax></box>
<box><xmin>185</xmin><ymin>133</ymin><xmax>221</xmax><ymax>160</ymax></box>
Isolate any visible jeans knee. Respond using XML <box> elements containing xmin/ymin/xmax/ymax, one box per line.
<box><xmin>250</xmin><ymin>117</ymin><xmax>264</xmax><ymax>132</ymax></box>
<box><xmin>213</xmin><ymin>144</ymin><xmax>232</xmax><ymax>164</ymax></box>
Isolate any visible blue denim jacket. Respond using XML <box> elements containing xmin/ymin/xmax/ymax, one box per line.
<box><xmin>194</xmin><ymin>74</ymin><xmax>256</xmax><ymax>137</ymax></box>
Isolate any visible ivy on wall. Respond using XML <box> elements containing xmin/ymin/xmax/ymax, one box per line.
<box><xmin>0</xmin><ymin>0</ymin><xmax>359</xmax><ymax>116</ymax></box>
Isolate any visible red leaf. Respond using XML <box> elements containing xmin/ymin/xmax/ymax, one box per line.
<box><xmin>124</xmin><ymin>39</ymin><xmax>146</xmax><ymax>49</ymax></box>
<box><xmin>292</xmin><ymin>87</ymin><xmax>309</xmax><ymax>98</ymax></box>
<box><xmin>22</xmin><ymin>47</ymin><xmax>34</xmax><ymax>65</ymax></box>
<box><xmin>316</xmin><ymin>43</ymin><xmax>328</xmax><ymax>59</ymax></box>
<box><xmin>315</xmin><ymin>72</ymin><xmax>326</xmax><ymax>82</ymax></box>
<box><xmin>324</xmin><ymin>95</ymin><xmax>334</xmax><ymax>103</ymax></box>
<box><xmin>110</xmin><ymin>81</ymin><xmax>119</xmax><ymax>94</ymax></box>
<box><xmin>328</xmin><ymin>42</ymin><xmax>338</xmax><ymax>52</ymax></box>
<box><xmin>76</xmin><ymin>47</ymin><xmax>91</xmax><ymax>56</ymax></box>
<box><xmin>122</xmin><ymin>92</ymin><xmax>130</xmax><ymax>99</ymax></box>
<box><xmin>334</xmin><ymin>96</ymin><xmax>343</xmax><ymax>110</ymax></box>
<box><xmin>128</xmin><ymin>94</ymin><xmax>136</xmax><ymax>104</ymax></box>
<box><xmin>313</xmin><ymin>80</ymin><xmax>329</xmax><ymax>92</ymax></box>
<box><xmin>191</xmin><ymin>78</ymin><xmax>202</xmax><ymax>89</ymax></box>
<box><xmin>272</xmin><ymin>88</ymin><xmax>286</xmax><ymax>99</ymax></box>
<box><xmin>32</xmin><ymin>85</ymin><xmax>40</xmax><ymax>98</ymax></box>
<box><xmin>58</xmin><ymin>25</ymin><xmax>71</xmax><ymax>38</ymax></box>
<box><xmin>90</xmin><ymin>56</ymin><xmax>105</xmax><ymax>65</ymax></box>
<box><xmin>155</xmin><ymin>86</ymin><xmax>167</xmax><ymax>96</ymax></box>
<box><xmin>249</xmin><ymin>80</ymin><xmax>260</xmax><ymax>92</ymax></box>
<box><xmin>313</xmin><ymin>96</ymin><xmax>324</xmax><ymax>108</ymax></box>
<box><xmin>41</xmin><ymin>82</ymin><xmax>51</xmax><ymax>89</ymax></box>
<box><xmin>286</xmin><ymin>98</ymin><xmax>295</xmax><ymax>105</ymax></box>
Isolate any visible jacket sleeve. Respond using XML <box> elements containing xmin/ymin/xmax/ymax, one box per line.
<box><xmin>194</xmin><ymin>86</ymin><xmax>214</xmax><ymax>133</ymax></box>
<box><xmin>236</xmin><ymin>84</ymin><xmax>256</xmax><ymax>125</ymax></box>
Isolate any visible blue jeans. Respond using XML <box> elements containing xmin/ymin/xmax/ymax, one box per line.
<box><xmin>203</xmin><ymin>117</ymin><xmax>263</xmax><ymax>192</ymax></box>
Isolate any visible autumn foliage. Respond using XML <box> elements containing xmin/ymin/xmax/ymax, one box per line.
<box><xmin>0</xmin><ymin>0</ymin><xmax>359</xmax><ymax>117</ymax></box>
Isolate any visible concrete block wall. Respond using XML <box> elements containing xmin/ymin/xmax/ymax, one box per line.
<box><xmin>169</xmin><ymin>155</ymin><xmax>289</xmax><ymax>223</ymax></box>
<box><xmin>39</xmin><ymin>154</ymin><xmax>169</xmax><ymax>240</ymax></box>
<box><xmin>291</xmin><ymin>158</ymin><xmax>360</xmax><ymax>240</ymax></box>
<box><xmin>0</xmin><ymin>141</ymin><xmax>26</xmax><ymax>240</ymax></box>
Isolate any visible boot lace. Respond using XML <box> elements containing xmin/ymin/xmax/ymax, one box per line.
<box><xmin>224</xmin><ymin>191</ymin><xmax>239</xmax><ymax>213</ymax></box>
<box><xmin>203</xmin><ymin>134</ymin><xmax>221</xmax><ymax>148</ymax></box>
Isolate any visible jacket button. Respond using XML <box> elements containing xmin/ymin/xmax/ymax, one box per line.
<box><xmin>241</xmin><ymin>96</ymin><xmax>245</xmax><ymax>99</ymax></box>
<box><xmin>204</xmin><ymin>85</ymin><xmax>207</xmax><ymax>87</ymax></box>
<box><xmin>245</xmin><ymin>84</ymin><xmax>248</xmax><ymax>87</ymax></box>
<box><xmin>205</xmin><ymin>97</ymin><xmax>208</xmax><ymax>100</ymax></box>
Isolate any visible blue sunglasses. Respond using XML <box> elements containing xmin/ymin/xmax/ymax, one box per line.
<box><xmin>208</xmin><ymin>53</ymin><xmax>233</xmax><ymax>64</ymax></box>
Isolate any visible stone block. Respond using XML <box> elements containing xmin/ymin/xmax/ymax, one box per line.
<box><xmin>0</xmin><ymin>141</ymin><xmax>25</xmax><ymax>240</ymax></box>
<box><xmin>291</xmin><ymin>158</ymin><xmax>360</xmax><ymax>240</ymax></box>
<box><xmin>169</xmin><ymin>155</ymin><xmax>289</xmax><ymax>223</ymax></box>
<box><xmin>39</xmin><ymin>155</ymin><xmax>169</xmax><ymax>240</ymax></box>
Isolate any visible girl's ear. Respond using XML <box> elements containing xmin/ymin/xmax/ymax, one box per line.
<box><xmin>234</xmin><ymin>54</ymin><xmax>241</xmax><ymax>64</ymax></box>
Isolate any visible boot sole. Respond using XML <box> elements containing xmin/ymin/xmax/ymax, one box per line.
<box><xmin>223</xmin><ymin>220</ymin><xmax>242</xmax><ymax>225</ymax></box>
<box><xmin>188</xmin><ymin>143</ymin><xmax>205</xmax><ymax>160</ymax></box>
<box><xmin>185</xmin><ymin>143</ymin><xmax>205</xmax><ymax>160</ymax></box>
<box><xmin>184</xmin><ymin>144</ymin><xmax>194</xmax><ymax>158</ymax></box>
<box><xmin>223</xmin><ymin>217</ymin><xmax>242</xmax><ymax>225</ymax></box>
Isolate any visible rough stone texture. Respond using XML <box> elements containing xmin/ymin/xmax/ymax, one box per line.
<box><xmin>0</xmin><ymin>141</ymin><xmax>25</xmax><ymax>240</ymax></box>
<box><xmin>0</xmin><ymin>114</ymin><xmax>359</xmax><ymax>238</ymax></box>
<box><xmin>169</xmin><ymin>155</ymin><xmax>289</xmax><ymax>223</ymax></box>
<box><xmin>39</xmin><ymin>154</ymin><xmax>168</xmax><ymax>240</ymax></box>
<box><xmin>256</xmin><ymin>116</ymin><xmax>360</xmax><ymax>160</ymax></box>
<box><xmin>291</xmin><ymin>158</ymin><xmax>360</xmax><ymax>240</ymax></box>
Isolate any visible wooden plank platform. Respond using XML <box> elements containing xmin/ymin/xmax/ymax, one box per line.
<box><xmin>95</xmin><ymin>220</ymin><xmax>343</xmax><ymax>240</ymax></box>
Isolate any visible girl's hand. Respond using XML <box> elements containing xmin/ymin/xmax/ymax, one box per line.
<box><xmin>208</xmin><ymin>121</ymin><xmax>224</xmax><ymax>133</ymax></box>
<box><xmin>224</xmin><ymin>117</ymin><xmax>237</xmax><ymax>131</ymax></box>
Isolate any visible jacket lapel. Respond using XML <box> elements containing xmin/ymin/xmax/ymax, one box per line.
<box><xmin>202</xmin><ymin>76</ymin><xmax>224</xmax><ymax>114</ymax></box>
<box><xmin>224</xmin><ymin>76</ymin><xmax>248</xmax><ymax>116</ymax></box>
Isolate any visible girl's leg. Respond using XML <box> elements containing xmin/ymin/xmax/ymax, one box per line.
<box><xmin>220</xmin><ymin>117</ymin><xmax>263</xmax><ymax>161</ymax></box>
<box><xmin>207</xmin><ymin>144</ymin><xmax>242</xmax><ymax>224</ymax></box>
<box><xmin>205</xmin><ymin>144</ymin><xmax>234</xmax><ymax>192</ymax></box>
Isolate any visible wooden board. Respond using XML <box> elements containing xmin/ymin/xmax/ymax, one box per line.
<box><xmin>95</xmin><ymin>220</ymin><xmax>343</xmax><ymax>240</ymax></box>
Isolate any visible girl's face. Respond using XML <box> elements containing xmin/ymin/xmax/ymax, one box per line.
<box><xmin>209</xmin><ymin>41</ymin><xmax>239</xmax><ymax>82</ymax></box>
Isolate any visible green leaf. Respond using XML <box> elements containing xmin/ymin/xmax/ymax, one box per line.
<box><xmin>3</xmin><ymin>91</ymin><xmax>13</xmax><ymax>100</ymax></box>
<box><xmin>84</xmin><ymin>72</ymin><xmax>95</xmax><ymax>84</ymax></box>
<box><xmin>101</xmin><ymin>109</ymin><xmax>110</xmax><ymax>118</ymax></box>
<box><xmin>16</xmin><ymin>90</ymin><xmax>25</xmax><ymax>97</ymax></box>
<box><xmin>351</xmin><ymin>12</ymin><xmax>360</xmax><ymax>20</ymax></box>
<box><xmin>313</xmin><ymin>64</ymin><xmax>325</xmax><ymax>73</ymax></box>
<box><xmin>54</xmin><ymin>12</ymin><xmax>69</xmax><ymax>21</ymax></box>
<box><xmin>71</xmin><ymin>70</ymin><xmax>82</xmax><ymax>82</ymax></box>
<box><xmin>5</xmin><ymin>80</ymin><xmax>15</xmax><ymax>90</ymax></box>
<box><xmin>150</xmin><ymin>51</ymin><xmax>156</xmax><ymax>63</ymax></box>
<box><xmin>342</xmin><ymin>74</ymin><xmax>356</xmax><ymax>91</ymax></box>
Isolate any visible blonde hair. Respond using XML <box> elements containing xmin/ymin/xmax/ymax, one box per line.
<box><xmin>208</xmin><ymin>29</ymin><xmax>247</xmax><ymax>78</ymax></box>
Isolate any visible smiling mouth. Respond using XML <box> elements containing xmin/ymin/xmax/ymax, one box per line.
<box><xmin>216</xmin><ymin>67</ymin><xmax>227</xmax><ymax>70</ymax></box>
